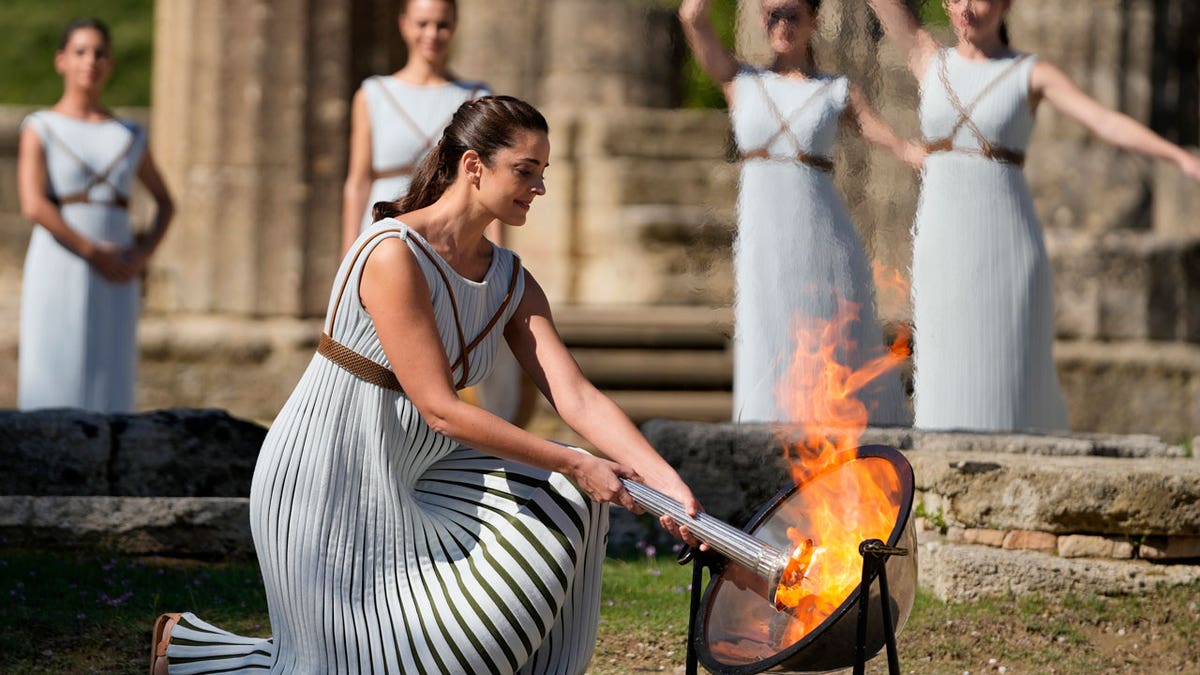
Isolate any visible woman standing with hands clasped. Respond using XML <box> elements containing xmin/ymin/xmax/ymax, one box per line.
<box><xmin>865</xmin><ymin>0</ymin><xmax>1200</xmax><ymax>432</ymax></box>
<box><xmin>150</xmin><ymin>96</ymin><xmax>702</xmax><ymax>675</ymax></box>
<box><xmin>16</xmin><ymin>18</ymin><xmax>173</xmax><ymax>412</ymax></box>
<box><xmin>680</xmin><ymin>0</ymin><xmax>920</xmax><ymax>424</ymax></box>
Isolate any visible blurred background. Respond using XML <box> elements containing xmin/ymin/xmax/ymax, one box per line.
<box><xmin>1</xmin><ymin>0</ymin><xmax>1197</xmax><ymax>441</ymax></box>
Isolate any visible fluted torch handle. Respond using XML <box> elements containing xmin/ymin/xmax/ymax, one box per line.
<box><xmin>619</xmin><ymin>478</ymin><xmax>790</xmax><ymax>587</ymax></box>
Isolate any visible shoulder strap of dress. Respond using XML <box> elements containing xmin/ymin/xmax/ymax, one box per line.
<box><xmin>325</xmin><ymin>226</ymin><xmax>409</xmax><ymax>336</ymax></box>
<box><xmin>750</xmin><ymin>73</ymin><xmax>837</xmax><ymax>155</ymax></box>
<box><xmin>373</xmin><ymin>77</ymin><xmax>437</xmax><ymax>147</ymax></box>
<box><xmin>37</xmin><ymin>119</ymin><xmax>140</xmax><ymax>198</ymax></box>
<box><xmin>405</xmin><ymin>236</ymin><xmax>472</xmax><ymax>388</ymax></box>
<box><xmin>451</xmin><ymin>256</ymin><xmax>522</xmax><ymax>373</ymax></box>
<box><xmin>937</xmin><ymin>51</ymin><xmax>1032</xmax><ymax>145</ymax></box>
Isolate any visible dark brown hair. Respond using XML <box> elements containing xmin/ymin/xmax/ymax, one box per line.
<box><xmin>58</xmin><ymin>17</ymin><xmax>110</xmax><ymax>50</ymax></box>
<box><xmin>400</xmin><ymin>0</ymin><xmax>457</xmax><ymax>16</ymax></box>
<box><xmin>374</xmin><ymin>95</ymin><xmax>549</xmax><ymax>220</ymax></box>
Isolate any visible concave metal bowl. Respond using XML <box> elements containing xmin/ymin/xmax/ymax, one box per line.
<box><xmin>695</xmin><ymin>445</ymin><xmax>917</xmax><ymax>674</ymax></box>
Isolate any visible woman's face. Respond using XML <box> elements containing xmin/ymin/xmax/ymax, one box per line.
<box><xmin>474</xmin><ymin>130</ymin><xmax>550</xmax><ymax>227</ymax></box>
<box><xmin>943</xmin><ymin>0</ymin><xmax>1011</xmax><ymax>44</ymax></box>
<box><xmin>400</xmin><ymin>0</ymin><xmax>457</xmax><ymax>64</ymax></box>
<box><xmin>760</xmin><ymin>0</ymin><xmax>817</xmax><ymax>57</ymax></box>
<box><xmin>55</xmin><ymin>27</ymin><xmax>112</xmax><ymax>93</ymax></box>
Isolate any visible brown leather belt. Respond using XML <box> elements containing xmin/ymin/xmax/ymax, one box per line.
<box><xmin>56</xmin><ymin>193</ymin><xmax>129</xmax><ymax>209</ymax></box>
<box><xmin>317</xmin><ymin>332</ymin><xmax>403</xmax><ymax>392</ymax></box>
<box><xmin>924</xmin><ymin>139</ymin><xmax>1025</xmax><ymax>167</ymax></box>
<box><xmin>739</xmin><ymin>148</ymin><xmax>835</xmax><ymax>173</ymax></box>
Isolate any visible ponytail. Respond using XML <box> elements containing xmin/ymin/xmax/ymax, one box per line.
<box><xmin>372</xmin><ymin>95</ymin><xmax>549</xmax><ymax>221</ymax></box>
<box><xmin>999</xmin><ymin>21</ymin><xmax>1010</xmax><ymax>46</ymax></box>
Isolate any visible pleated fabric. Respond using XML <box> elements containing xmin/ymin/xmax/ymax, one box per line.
<box><xmin>730</xmin><ymin>68</ymin><xmax>910</xmax><ymax>425</ymax></box>
<box><xmin>911</xmin><ymin>49</ymin><xmax>1068</xmax><ymax>432</ymax></box>
<box><xmin>167</xmin><ymin>219</ymin><xmax>609</xmax><ymax>674</ymax></box>
<box><xmin>18</xmin><ymin>111</ymin><xmax>146</xmax><ymax>412</ymax></box>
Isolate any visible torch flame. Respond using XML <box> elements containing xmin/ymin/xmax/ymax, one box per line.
<box><xmin>767</xmin><ymin>265</ymin><xmax>910</xmax><ymax>648</ymax></box>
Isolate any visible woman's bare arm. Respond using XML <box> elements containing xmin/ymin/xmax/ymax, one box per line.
<box><xmin>341</xmin><ymin>88</ymin><xmax>374</xmax><ymax>256</ymax></box>
<box><xmin>865</xmin><ymin>0</ymin><xmax>941</xmax><ymax>78</ymax></box>
<box><xmin>361</xmin><ymin>237</ymin><xmax>702</xmax><ymax>529</ymax></box>
<box><xmin>845</xmin><ymin>82</ymin><xmax>925</xmax><ymax>170</ymax></box>
<box><xmin>1031</xmin><ymin>60</ymin><xmax>1200</xmax><ymax>179</ymax></box>
<box><xmin>679</xmin><ymin>0</ymin><xmax>741</xmax><ymax>103</ymax></box>
<box><xmin>127</xmin><ymin>146</ymin><xmax>175</xmax><ymax>274</ymax></box>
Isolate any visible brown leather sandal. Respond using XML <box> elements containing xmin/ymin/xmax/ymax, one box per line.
<box><xmin>149</xmin><ymin>613</ymin><xmax>181</xmax><ymax>675</ymax></box>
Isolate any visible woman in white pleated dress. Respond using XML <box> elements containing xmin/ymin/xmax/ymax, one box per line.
<box><xmin>342</xmin><ymin>0</ymin><xmax>536</xmax><ymax>427</ymax></box>
<box><xmin>150</xmin><ymin>96</ymin><xmax>702</xmax><ymax>675</ymax></box>
<box><xmin>16</xmin><ymin>18</ymin><xmax>173</xmax><ymax>412</ymax></box>
<box><xmin>867</xmin><ymin>0</ymin><xmax>1200</xmax><ymax>432</ymax></box>
<box><xmin>680</xmin><ymin>0</ymin><xmax>922</xmax><ymax>424</ymax></box>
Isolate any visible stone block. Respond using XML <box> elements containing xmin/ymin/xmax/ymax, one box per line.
<box><xmin>0</xmin><ymin>495</ymin><xmax>252</xmax><ymax>557</ymax></box>
<box><xmin>1057</xmin><ymin>534</ymin><xmax>1118</xmax><ymax>558</ymax></box>
<box><xmin>907</xmin><ymin>449</ymin><xmax>1200</xmax><ymax>536</ymax></box>
<box><xmin>963</xmin><ymin>528</ymin><xmax>1007</xmax><ymax>548</ymax></box>
<box><xmin>1056</xmin><ymin>340</ymin><xmax>1200</xmax><ymax>440</ymax></box>
<box><xmin>0</xmin><ymin>410</ymin><xmax>112</xmax><ymax>496</ymax></box>
<box><xmin>1111</xmin><ymin>540</ymin><xmax>1136</xmax><ymax>559</ymax></box>
<box><xmin>1154</xmin><ymin>150</ymin><xmax>1200</xmax><ymax>238</ymax></box>
<box><xmin>919</xmin><ymin>540</ymin><xmax>1200</xmax><ymax>602</ymax></box>
<box><xmin>574</xmin><ymin>108</ymin><xmax>732</xmax><ymax>161</ymax></box>
<box><xmin>945</xmin><ymin>526</ymin><xmax>966</xmax><ymax>543</ymax></box>
<box><xmin>1002</xmin><ymin>530</ymin><xmax>1058</xmax><ymax>553</ymax></box>
<box><xmin>1140</xmin><ymin>536</ymin><xmax>1200</xmax><ymax>561</ymax></box>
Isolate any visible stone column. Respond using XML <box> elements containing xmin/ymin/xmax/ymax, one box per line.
<box><xmin>452</xmin><ymin>0</ymin><xmax>547</xmax><ymax>102</ymax></box>
<box><xmin>148</xmin><ymin>0</ymin><xmax>352</xmax><ymax>318</ymax></box>
<box><xmin>540</xmin><ymin>0</ymin><xmax>684</xmax><ymax>108</ymax></box>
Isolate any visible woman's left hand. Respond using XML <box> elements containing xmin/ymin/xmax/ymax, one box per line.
<box><xmin>646</xmin><ymin>474</ymin><xmax>708</xmax><ymax>550</ymax></box>
<box><xmin>1178</xmin><ymin>151</ymin><xmax>1200</xmax><ymax>181</ymax></box>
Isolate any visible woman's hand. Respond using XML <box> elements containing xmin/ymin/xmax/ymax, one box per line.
<box><xmin>87</xmin><ymin>240</ymin><xmax>138</xmax><ymax>283</ymax></box>
<box><xmin>1178</xmin><ymin>150</ymin><xmax>1200</xmax><ymax>181</ymax></box>
<box><xmin>644</xmin><ymin>472</ymin><xmax>707</xmax><ymax>550</ymax></box>
<box><xmin>566</xmin><ymin>453</ymin><xmax>643</xmax><ymax>513</ymax></box>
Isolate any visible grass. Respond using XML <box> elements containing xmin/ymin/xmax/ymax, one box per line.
<box><xmin>0</xmin><ymin>0</ymin><xmax>154</xmax><ymax>106</ymax></box>
<box><xmin>4</xmin><ymin>549</ymin><xmax>1199</xmax><ymax>674</ymax></box>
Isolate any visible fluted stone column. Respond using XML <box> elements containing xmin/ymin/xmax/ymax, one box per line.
<box><xmin>148</xmin><ymin>0</ymin><xmax>351</xmax><ymax>318</ymax></box>
<box><xmin>453</xmin><ymin>0</ymin><xmax>547</xmax><ymax>102</ymax></box>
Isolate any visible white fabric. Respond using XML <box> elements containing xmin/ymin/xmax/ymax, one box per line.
<box><xmin>730</xmin><ymin>69</ymin><xmax>909</xmax><ymax>425</ymax></box>
<box><xmin>911</xmin><ymin>49</ymin><xmax>1068</xmax><ymax>432</ymax></box>
<box><xmin>169</xmin><ymin>220</ymin><xmax>608</xmax><ymax>674</ymax></box>
<box><xmin>359</xmin><ymin>76</ymin><xmax>489</xmax><ymax>232</ymax></box>
<box><xmin>18</xmin><ymin>111</ymin><xmax>146</xmax><ymax>412</ymax></box>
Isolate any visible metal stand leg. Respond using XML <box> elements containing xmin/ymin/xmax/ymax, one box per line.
<box><xmin>679</xmin><ymin>545</ymin><xmax>722</xmax><ymax>675</ymax></box>
<box><xmin>852</xmin><ymin>539</ymin><xmax>908</xmax><ymax>675</ymax></box>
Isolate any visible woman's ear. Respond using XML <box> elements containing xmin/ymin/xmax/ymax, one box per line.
<box><xmin>462</xmin><ymin>149</ymin><xmax>483</xmax><ymax>187</ymax></box>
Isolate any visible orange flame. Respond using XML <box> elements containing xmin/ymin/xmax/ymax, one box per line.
<box><xmin>768</xmin><ymin>266</ymin><xmax>911</xmax><ymax>647</ymax></box>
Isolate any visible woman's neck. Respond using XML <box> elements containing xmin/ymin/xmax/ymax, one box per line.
<box><xmin>411</xmin><ymin>186</ymin><xmax>493</xmax><ymax>260</ymax></box>
<box><xmin>394</xmin><ymin>58</ymin><xmax>452</xmax><ymax>86</ymax></box>
<box><xmin>955</xmin><ymin>34</ymin><xmax>1012</xmax><ymax>60</ymax></box>
<box><xmin>53</xmin><ymin>89</ymin><xmax>109</xmax><ymax>120</ymax></box>
<box><xmin>768</xmin><ymin>50</ymin><xmax>815</xmax><ymax>77</ymax></box>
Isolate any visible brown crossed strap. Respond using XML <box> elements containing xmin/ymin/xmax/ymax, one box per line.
<box><xmin>739</xmin><ymin>73</ymin><xmax>837</xmax><ymax>171</ymax></box>
<box><xmin>322</xmin><ymin>226</ymin><xmax>521</xmax><ymax>391</ymax></box>
<box><xmin>925</xmin><ymin>50</ymin><xmax>1032</xmax><ymax>166</ymax></box>
<box><xmin>371</xmin><ymin>79</ymin><xmax>483</xmax><ymax>179</ymax></box>
<box><xmin>38</xmin><ymin>115</ymin><xmax>139</xmax><ymax>208</ymax></box>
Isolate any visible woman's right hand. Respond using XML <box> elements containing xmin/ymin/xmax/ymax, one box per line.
<box><xmin>678</xmin><ymin>0</ymin><xmax>712</xmax><ymax>24</ymax></box>
<box><xmin>567</xmin><ymin>453</ymin><xmax>643</xmax><ymax>513</ymax></box>
<box><xmin>86</xmin><ymin>241</ymin><xmax>137</xmax><ymax>283</ymax></box>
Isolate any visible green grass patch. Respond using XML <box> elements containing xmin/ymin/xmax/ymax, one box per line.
<box><xmin>0</xmin><ymin>0</ymin><xmax>154</xmax><ymax>106</ymax></box>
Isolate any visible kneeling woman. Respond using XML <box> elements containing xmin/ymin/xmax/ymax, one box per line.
<box><xmin>150</xmin><ymin>96</ymin><xmax>700</xmax><ymax>674</ymax></box>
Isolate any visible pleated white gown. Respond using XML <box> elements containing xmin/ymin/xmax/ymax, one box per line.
<box><xmin>166</xmin><ymin>220</ymin><xmax>608</xmax><ymax>674</ymax></box>
<box><xmin>730</xmin><ymin>69</ymin><xmax>909</xmax><ymax>425</ymax></box>
<box><xmin>18</xmin><ymin>111</ymin><xmax>146</xmax><ymax>412</ymax></box>
<box><xmin>911</xmin><ymin>49</ymin><xmax>1068</xmax><ymax>432</ymax></box>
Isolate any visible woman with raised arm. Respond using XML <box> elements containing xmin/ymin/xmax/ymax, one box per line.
<box><xmin>150</xmin><ymin>96</ymin><xmax>701</xmax><ymax>675</ymax></box>
<box><xmin>16</xmin><ymin>18</ymin><xmax>173</xmax><ymax>412</ymax></box>
<box><xmin>680</xmin><ymin>0</ymin><xmax>920</xmax><ymax>424</ymax></box>
<box><xmin>866</xmin><ymin>0</ymin><xmax>1200</xmax><ymax>432</ymax></box>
